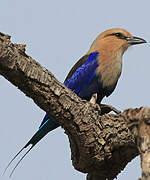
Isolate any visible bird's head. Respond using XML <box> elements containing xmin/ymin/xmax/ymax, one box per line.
<box><xmin>89</xmin><ymin>28</ymin><xmax>146</xmax><ymax>57</ymax></box>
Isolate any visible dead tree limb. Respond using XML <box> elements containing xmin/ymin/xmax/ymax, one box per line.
<box><xmin>0</xmin><ymin>32</ymin><xmax>149</xmax><ymax>180</ymax></box>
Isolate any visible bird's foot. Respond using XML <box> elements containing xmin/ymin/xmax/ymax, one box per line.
<box><xmin>89</xmin><ymin>94</ymin><xmax>121</xmax><ymax>115</ymax></box>
<box><xmin>100</xmin><ymin>104</ymin><xmax>121</xmax><ymax>115</ymax></box>
<box><xmin>90</xmin><ymin>93</ymin><xmax>97</xmax><ymax>104</ymax></box>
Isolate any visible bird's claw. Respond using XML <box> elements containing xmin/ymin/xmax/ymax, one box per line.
<box><xmin>100</xmin><ymin>104</ymin><xmax>121</xmax><ymax>115</ymax></box>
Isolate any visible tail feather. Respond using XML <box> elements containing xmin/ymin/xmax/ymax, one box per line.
<box><xmin>3</xmin><ymin>145</ymin><xmax>27</xmax><ymax>176</ymax></box>
<box><xmin>3</xmin><ymin>117</ymin><xmax>59</xmax><ymax>177</ymax></box>
<box><xmin>9</xmin><ymin>145</ymin><xmax>34</xmax><ymax>178</ymax></box>
<box><xmin>39</xmin><ymin>113</ymin><xmax>50</xmax><ymax>129</ymax></box>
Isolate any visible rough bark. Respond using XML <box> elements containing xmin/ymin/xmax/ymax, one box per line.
<box><xmin>0</xmin><ymin>32</ymin><xmax>149</xmax><ymax>180</ymax></box>
<box><xmin>125</xmin><ymin>108</ymin><xmax>150</xmax><ymax>180</ymax></box>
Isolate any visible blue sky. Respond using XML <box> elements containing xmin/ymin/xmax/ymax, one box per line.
<box><xmin>0</xmin><ymin>0</ymin><xmax>149</xmax><ymax>179</ymax></box>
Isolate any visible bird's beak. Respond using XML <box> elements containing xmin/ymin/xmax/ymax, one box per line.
<box><xmin>127</xmin><ymin>36</ymin><xmax>147</xmax><ymax>45</ymax></box>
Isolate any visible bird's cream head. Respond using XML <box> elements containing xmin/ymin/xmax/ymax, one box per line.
<box><xmin>89</xmin><ymin>28</ymin><xmax>146</xmax><ymax>57</ymax></box>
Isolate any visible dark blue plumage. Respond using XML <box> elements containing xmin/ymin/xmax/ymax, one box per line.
<box><xmin>64</xmin><ymin>52</ymin><xmax>101</xmax><ymax>98</ymax></box>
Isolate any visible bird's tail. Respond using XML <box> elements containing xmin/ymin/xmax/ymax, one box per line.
<box><xmin>3</xmin><ymin>116</ymin><xmax>59</xmax><ymax>177</ymax></box>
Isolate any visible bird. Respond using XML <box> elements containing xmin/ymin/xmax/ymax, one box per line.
<box><xmin>4</xmin><ymin>28</ymin><xmax>146</xmax><ymax>176</ymax></box>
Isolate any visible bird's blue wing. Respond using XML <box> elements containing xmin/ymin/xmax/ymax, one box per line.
<box><xmin>64</xmin><ymin>51</ymin><xmax>102</xmax><ymax>99</ymax></box>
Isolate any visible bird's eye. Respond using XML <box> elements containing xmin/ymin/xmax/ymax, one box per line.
<box><xmin>114</xmin><ymin>33</ymin><xmax>123</xmax><ymax>37</ymax></box>
<box><xmin>114</xmin><ymin>33</ymin><xmax>125</xmax><ymax>39</ymax></box>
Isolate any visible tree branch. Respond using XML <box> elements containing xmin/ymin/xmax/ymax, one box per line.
<box><xmin>124</xmin><ymin>108</ymin><xmax>150</xmax><ymax>180</ymax></box>
<box><xmin>0</xmin><ymin>32</ymin><xmax>149</xmax><ymax>180</ymax></box>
